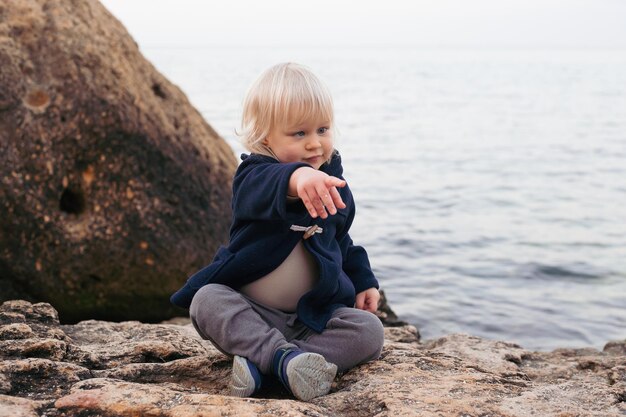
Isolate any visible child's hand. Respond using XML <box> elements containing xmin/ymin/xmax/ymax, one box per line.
<box><xmin>355</xmin><ymin>288</ymin><xmax>380</xmax><ymax>313</ymax></box>
<box><xmin>290</xmin><ymin>167</ymin><xmax>346</xmax><ymax>219</ymax></box>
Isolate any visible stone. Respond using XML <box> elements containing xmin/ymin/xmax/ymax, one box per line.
<box><xmin>92</xmin><ymin>355</ymin><xmax>231</xmax><ymax>393</ymax></box>
<box><xmin>605</xmin><ymin>340</ymin><xmax>626</xmax><ymax>356</ymax></box>
<box><xmin>61</xmin><ymin>320</ymin><xmax>212</xmax><ymax>369</ymax></box>
<box><xmin>0</xmin><ymin>300</ymin><xmax>71</xmax><ymax>363</ymax></box>
<box><xmin>0</xmin><ymin>300</ymin><xmax>60</xmax><ymax>325</ymax></box>
<box><xmin>54</xmin><ymin>378</ymin><xmax>325</xmax><ymax>417</ymax></box>
<box><xmin>0</xmin><ymin>358</ymin><xmax>91</xmax><ymax>400</ymax></box>
<box><xmin>1</xmin><ymin>300</ymin><xmax>624</xmax><ymax>416</ymax></box>
<box><xmin>0</xmin><ymin>0</ymin><xmax>237</xmax><ymax>323</ymax></box>
<box><xmin>423</xmin><ymin>333</ymin><xmax>528</xmax><ymax>376</ymax></box>
<box><xmin>0</xmin><ymin>323</ymin><xmax>35</xmax><ymax>340</ymax></box>
<box><xmin>0</xmin><ymin>394</ymin><xmax>44</xmax><ymax>417</ymax></box>
<box><xmin>375</xmin><ymin>289</ymin><xmax>412</xmax><ymax>328</ymax></box>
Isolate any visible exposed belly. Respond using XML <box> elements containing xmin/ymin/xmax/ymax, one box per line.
<box><xmin>240</xmin><ymin>241</ymin><xmax>319</xmax><ymax>312</ymax></box>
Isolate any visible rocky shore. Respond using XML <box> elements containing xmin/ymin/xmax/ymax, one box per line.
<box><xmin>1</xmin><ymin>2</ymin><xmax>625</xmax><ymax>415</ymax></box>
<box><xmin>1</xmin><ymin>299</ymin><xmax>624</xmax><ymax>416</ymax></box>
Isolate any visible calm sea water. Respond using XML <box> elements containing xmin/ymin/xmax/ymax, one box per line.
<box><xmin>145</xmin><ymin>46</ymin><xmax>626</xmax><ymax>351</ymax></box>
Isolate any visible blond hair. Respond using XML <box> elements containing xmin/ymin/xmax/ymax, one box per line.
<box><xmin>239</xmin><ymin>63</ymin><xmax>334</xmax><ymax>157</ymax></box>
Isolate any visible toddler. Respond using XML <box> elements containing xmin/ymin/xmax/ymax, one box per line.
<box><xmin>171</xmin><ymin>62</ymin><xmax>384</xmax><ymax>401</ymax></box>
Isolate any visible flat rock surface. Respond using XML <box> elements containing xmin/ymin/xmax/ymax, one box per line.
<box><xmin>1</xmin><ymin>300</ymin><xmax>624</xmax><ymax>416</ymax></box>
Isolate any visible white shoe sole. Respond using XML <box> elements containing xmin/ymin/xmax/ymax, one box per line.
<box><xmin>230</xmin><ymin>355</ymin><xmax>257</xmax><ymax>397</ymax></box>
<box><xmin>286</xmin><ymin>353</ymin><xmax>337</xmax><ymax>401</ymax></box>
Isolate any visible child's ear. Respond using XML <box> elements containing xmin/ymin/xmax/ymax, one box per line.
<box><xmin>262</xmin><ymin>138</ymin><xmax>269</xmax><ymax>145</ymax></box>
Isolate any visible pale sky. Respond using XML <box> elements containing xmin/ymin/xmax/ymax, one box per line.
<box><xmin>100</xmin><ymin>0</ymin><xmax>626</xmax><ymax>48</ymax></box>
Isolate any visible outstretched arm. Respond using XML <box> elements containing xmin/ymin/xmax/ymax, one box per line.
<box><xmin>289</xmin><ymin>167</ymin><xmax>347</xmax><ymax>219</ymax></box>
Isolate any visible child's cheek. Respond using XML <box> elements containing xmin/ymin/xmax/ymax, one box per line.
<box><xmin>282</xmin><ymin>146</ymin><xmax>300</xmax><ymax>163</ymax></box>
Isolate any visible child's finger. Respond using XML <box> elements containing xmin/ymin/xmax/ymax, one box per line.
<box><xmin>355</xmin><ymin>293</ymin><xmax>365</xmax><ymax>310</ymax></box>
<box><xmin>310</xmin><ymin>190</ymin><xmax>327</xmax><ymax>219</ymax></box>
<box><xmin>317</xmin><ymin>186</ymin><xmax>337</xmax><ymax>215</ymax></box>
<box><xmin>329</xmin><ymin>186</ymin><xmax>346</xmax><ymax>209</ymax></box>
<box><xmin>365</xmin><ymin>297</ymin><xmax>377</xmax><ymax>313</ymax></box>
<box><xmin>368</xmin><ymin>292</ymin><xmax>380</xmax><ymax>312</ymax></box>
<box><xmin>325</xmin><ymin>176</ymin><xmax>346</xmax><ymax>188</ymax></box>
<box><xmin>300</xmin><ymin>190</ymin><xmax>319</xmax><ymax>218</ymax></box>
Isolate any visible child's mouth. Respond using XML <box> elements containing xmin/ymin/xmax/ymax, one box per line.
<box><xmin>305</xmin><ymin>155</ymin><xmax>322</xmax><ymax>164</ymax></box>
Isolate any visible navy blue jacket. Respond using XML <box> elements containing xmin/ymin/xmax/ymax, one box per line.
<box><xmin>170</xmin><ymin>152</ymin><xmax>378</xmax><ymax>332</ymax></box>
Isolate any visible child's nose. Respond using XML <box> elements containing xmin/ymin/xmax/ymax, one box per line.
<box><xmin>306</xmin><ymin>137</ymin><xmax>322</xmax><ymax>149</ymax></box>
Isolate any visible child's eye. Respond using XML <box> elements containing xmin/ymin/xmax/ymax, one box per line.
<box><xmin>317</xmin><ymin>127</ymin><xmax>328</xmax><ymax>135</ymax></box>
<box><xmin>294</xmin><ymin>131</ymin><xmax>306</xmax><ymax>137</ymax></box>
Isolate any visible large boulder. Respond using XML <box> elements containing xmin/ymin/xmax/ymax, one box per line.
<box><xmin>0</xmin><ymin>0</ymin><xmax>237</xmax><ymax>322</ymax></box>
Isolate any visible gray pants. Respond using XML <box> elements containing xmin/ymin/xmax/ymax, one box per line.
<box><xmin>190</xmin><ymin>284</ymin><xmax>385</xmax><ymax>374</ymax></box>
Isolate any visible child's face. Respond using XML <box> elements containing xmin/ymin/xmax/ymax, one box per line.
<box><xmin>264</xmin><ymin>116</ymin><xmax>333</xmax><ymax>170</ymax></box>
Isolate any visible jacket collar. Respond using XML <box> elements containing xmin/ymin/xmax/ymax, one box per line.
<box><xmin>240</xmin><ymin>150</ymin><xmax>343</xmax><ymax>177</ymax></box>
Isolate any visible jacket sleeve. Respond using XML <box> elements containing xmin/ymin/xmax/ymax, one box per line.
<box><xmin>336</xmin><ymin>190</ymin><xmax>379</xmax><ymax>294</ymax></box>
<box><xmin>232</xmin><ymin>161</ymin><xmax>310</xmax><ymax>222</ymax></box>
<box><xmin>338</xmin><ymin>232</ymin><xmax>379</xmax><ymax>294</ymax></box>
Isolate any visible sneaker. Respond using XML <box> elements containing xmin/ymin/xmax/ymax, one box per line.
<box><xmin>230</xmin><ymin>355</ymin><xmax>263</xmax><ymax>397</ymax></box>
<box><xmin>273</xmin><ymin>348</ymin><xmax>338</xmax><ymax>401</ymax></box>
